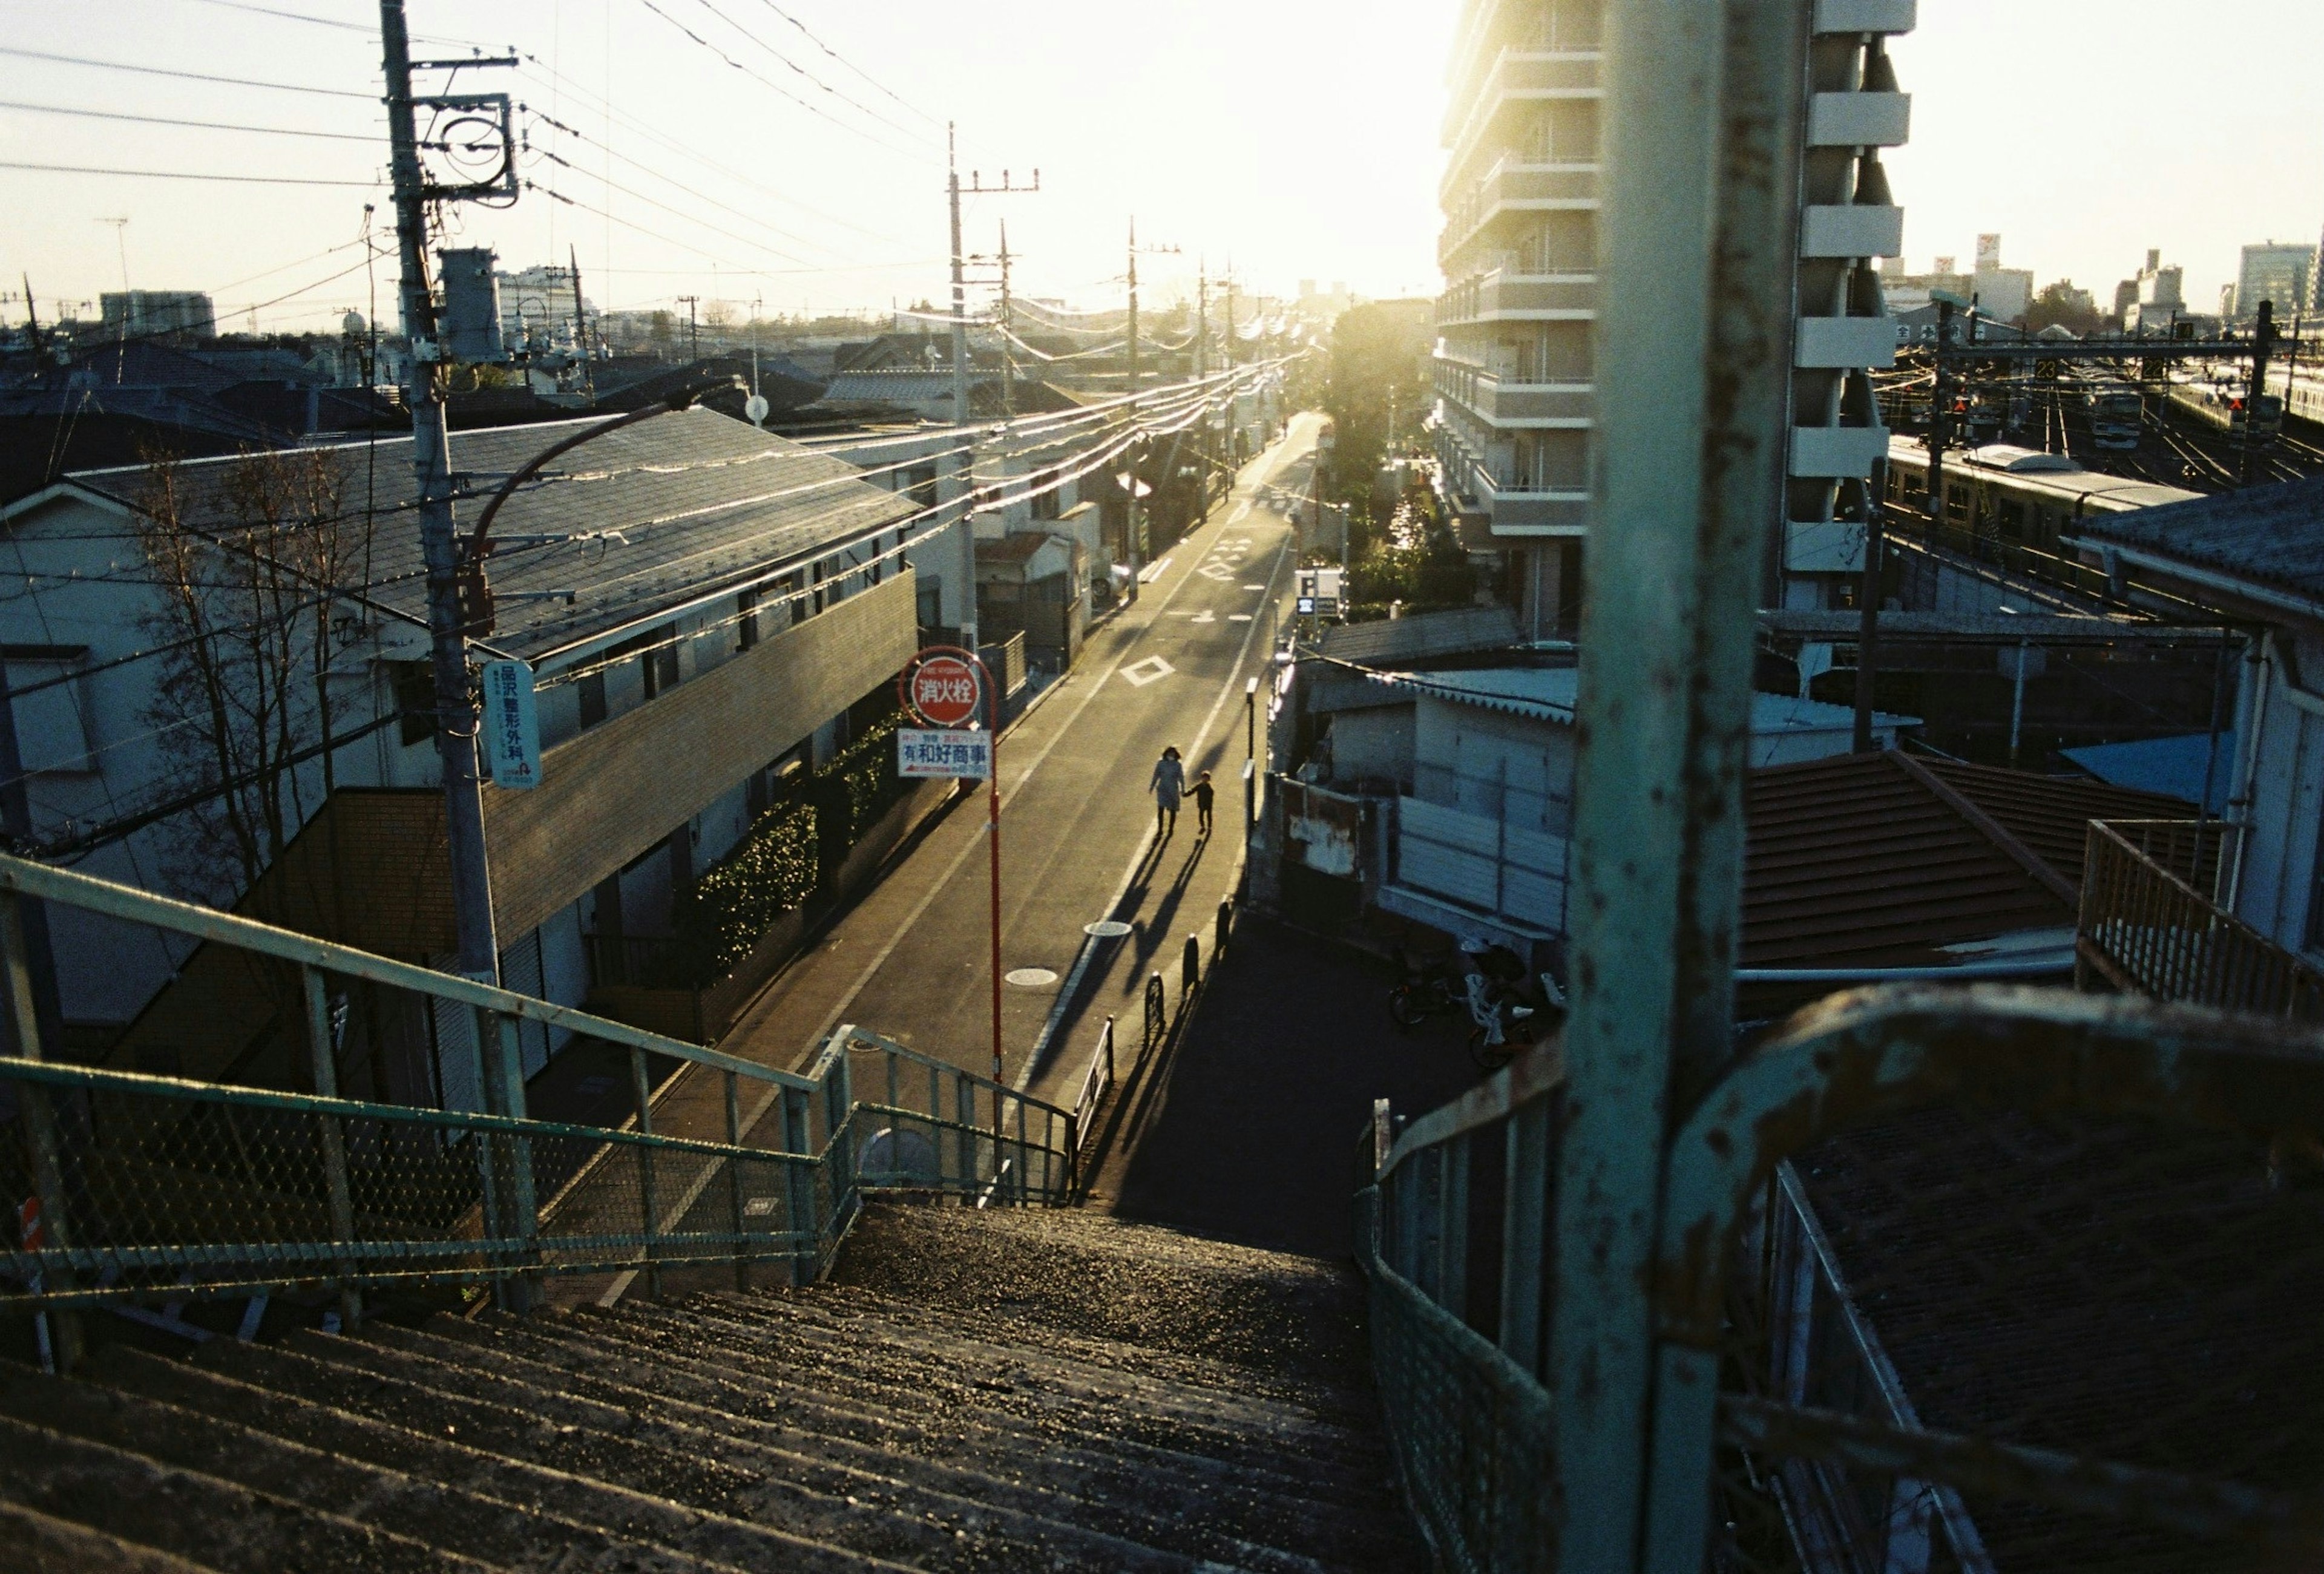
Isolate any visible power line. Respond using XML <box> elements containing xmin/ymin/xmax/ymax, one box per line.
<box><xmin>0</xmin><ymin>46</ymin><xmax>378</xmax><ymax>98</ymax></box>
<box><xmin>524</xmin><ymin>110</ymin><xmax>862</xmax><ymax>268</ymax></box>
<box><xmin>516</xmin><ymin>52</ymin><xmax>920</xmax><ymax>249</ymax></box>
<box><xmin>632</xmin><ymin>0</ymin><xmax>934</xmax><ymax>165</ymax></box>
<box><xmin>0</xmin><ymin>99</ymin><xmax>382</xmax><ymax>142</ymax></box>
<box><xmin>749</xmin><ymin>0</ymin><xmax>939</xmax><ymax>126</ymax></box>
<box><xmin>177</xmin><ymin>0</ymin><xmax>375</xmax><ymax>30</ymax></box>
<box><xmin>528</xmin><ymin>146</ymin><xmax>818</xmax><ymax>269</ymax></box>
<box><xmin>0</xmin><ymin>160</ymin><xmax>381</xmax><ymax>187</ymax></box>
<box><xmin>686</xmin><ymin>0</ymin><xmax>934</xmax><ymax>146</ymax></box>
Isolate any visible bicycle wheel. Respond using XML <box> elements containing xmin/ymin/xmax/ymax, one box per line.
<box><xmin>1468</xmin><ymin>1025</ymin><xmax>1515</xmax><ymax>1072</ymax></box>
<box><xmin>1389</xmin><ymin>986</ymin><xmax>1430</xmax><ymax>1030</ymax></box>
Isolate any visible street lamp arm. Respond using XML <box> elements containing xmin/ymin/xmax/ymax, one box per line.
<box><xmin>465</xmin><ymin>378</ymin><xmax>741</xmax><ymax>565</ymax></box>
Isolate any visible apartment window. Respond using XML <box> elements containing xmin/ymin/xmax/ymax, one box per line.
<box><xmin>1030</xmin><ymin>468</ymin><xmax>1063</xmax><ymax>520</ymax></box>
<box><xmin>737</xmin><ymin>586</ymin><xmax>761</xmax><ymax>652</ymax></box>
<box><xmin>392</xmin><ymin>660</ymin><xmax>435</xmax><ymax>747</ymax></box>
<box><xmin>640</xmin><ymin>626</ymin><xmax>680</xmax><ymax>698</ymax></box>
<box><xmin>917</xmin><ymin>576</ymin><xmax>944</xmax><ymax>632</ymax></box>
<box><xmin>904</xmin><ymin>463</ymin><xmax>938</xmax><ymax>514</ymax></box>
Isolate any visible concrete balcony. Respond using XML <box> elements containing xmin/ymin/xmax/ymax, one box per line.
<box><xmin>1442</xmin><ymin>46</ymin><xmax>1603</xmax><ymax>157</ymax></box>
<box><xmin>1438</xmin><ymin>269</ymin><xmax>1599</xmax><ymax>327</ymax></box>
<box><xmin>1790</xmin><ymin>424</ymin><xmax>1891</xmax><ymax>479</ymax></box>
<box><xmin>1477</xmin><ymin>488</ymin><xmax>1590</xmax><ymax>534</ymax></box>
<box><xmin>1795</xmin><ymin>315</ymin><xmax>1899</xmax><ymax>369</ymax></box>
<box><xmin>1805</xmin><ymin>90</ymin><xmax>1910</xmax><ymax>148</ymax></box>
<box><xmin>1800</xmin><ymin>203</ymin><xmax>1905</xmax><ymax>260</ymax></box>
<box><xmin>1440</xmin><ymin>162</ymin><xmax>1601</xmax><ymax>265</ymax></box>
<box><xmin>1478</xmin><ymin>373</ymin><xmax>1591</xmax><ymax>427</ymax></box>
<box><xmin>1813</xmin><ymin>0</ymin><xmax>1916</xmax><ymax>33</ymax></box>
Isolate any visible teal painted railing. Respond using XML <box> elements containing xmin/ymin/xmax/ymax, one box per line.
<box><xmin>1357</xmin><ymin>988</ymin><xmax>2324</xmax><ymax>1573</ymax></box>
<box><xmin>0</xmin><ymin>851</ymin><xmax>1073</xmax><ymax>1354</ymax></box>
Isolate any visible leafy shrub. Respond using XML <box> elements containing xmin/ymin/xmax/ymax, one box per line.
<box><xmin>668</xmin><ymin>801</ymin><xmax>818</xmax><ymax>984</ymax></box>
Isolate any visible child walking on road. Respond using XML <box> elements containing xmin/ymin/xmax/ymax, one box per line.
<box><xmin>1151</xmin><ymin>746</ymin><xmax>1186</xmax><ymax>838</ymax></box>
<box><xmin>1187</xmin><ymin>770</ymin><xmax>1215</xmax><ymax>837</ymax></box>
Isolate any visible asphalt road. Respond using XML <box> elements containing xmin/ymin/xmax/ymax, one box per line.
<box><xmin>717</xmin><ymin>413</ymin><xmax>1324</xmax><ymax>1100</ymax></box>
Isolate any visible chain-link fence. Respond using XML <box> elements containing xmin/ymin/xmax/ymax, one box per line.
<box><xmin>827</xmin><ymin>1026</ymin><xmax>1076</xmax><ymax>1207</ymax></box>
<box><xmin>1357</xmin><ymin>991</ymin><xmax>2324</xmax><ymax>1574</ymax></box>
<box><xmin>0</xmin><ymin>1057</ymin><xmax>816</xmax><ymax>1311</ymax></box>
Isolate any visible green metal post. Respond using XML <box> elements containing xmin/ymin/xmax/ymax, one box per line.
<box><xmin>724</xmin><ymin>1069</ymin><xmax>748</xmax><ymax>1290</ymax></box>
<box><xmin>629</xmin><ymin>1043</ymin><xmax>661</xmax><ymax>1299</ymax></box>
<box><xmin>1549</xmin><ymin>0</ymin><xmax>1807</xmax><ymax>1566</ymax></box>
<box><xmin>478</xmin><ymin>1008</ymin><xmax>539</xmax><ymax>1312</ymax></box>
<box><xmin>303</xmin><ymin>966</ymin><xmax>363</xmax><ymax>1330</ymax></box>
<box><xmin>783</xmin><ymin>1085</ymin><xmax>814</xmax><ymax>1285</ymax></box>
<box><xmin>0</xmin><ymin>890</ymin><xmax>79</xmax><ymax>1368</ymax></box>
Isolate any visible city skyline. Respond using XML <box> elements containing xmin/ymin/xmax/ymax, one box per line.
<box><xmin>1</xmin><ymin>1</ymin><xmax>2319</xmax><ymax>330</ymax></box>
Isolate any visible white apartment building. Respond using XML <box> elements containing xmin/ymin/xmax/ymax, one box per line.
<box><xmin>1434</xmin><ymin>0</ymin><xmax>1914</xmax><ymax>626</ymax></box>
<box><xmin>1432</xmin><ymin>0</ymin><xmax>1605</xmax><ymax>640</ymax></box>
<box><xmin>1779</xmin><ymin>0</ymin><xmax>1915</xmax><ymax>610</ymax></box>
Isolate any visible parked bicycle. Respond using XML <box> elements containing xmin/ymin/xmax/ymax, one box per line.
<box><xmin>1387</xmin><ymin>943</ymin><xmax>1463</xmax><ymax>1029</ymax></box>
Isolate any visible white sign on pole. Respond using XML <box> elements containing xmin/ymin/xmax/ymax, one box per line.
<box><xmin>898</xmin><ymin>727</ymin><xmax>993</xmax><ymax>779</ymax></box>
<box><xmin>482</xmin><ymin>660</ymin><xmax>542</xmax><ymax>790</ymax></box>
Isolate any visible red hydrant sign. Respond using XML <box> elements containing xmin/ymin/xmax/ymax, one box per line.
<box><xmin>907</xmin><ymin>655</ymin><xmax>982</xmax><ymax>728</ymax></box>
<box><xmin>898</xmin><ymin>727</ymin><xmax>993</xmax><ymax>779</ymax></box>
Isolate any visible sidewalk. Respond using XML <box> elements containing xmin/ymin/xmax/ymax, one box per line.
<box><xmin>1077</xmin><ymin>914</ymin><xmax>1482</xmax><ymax>1260</ymax></box>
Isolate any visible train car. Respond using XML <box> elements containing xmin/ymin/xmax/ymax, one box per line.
<box><xmin>2274</xmin><ymin>370</ymin><xmax>2324</xmax><ymax>428</ymax></box>
<box><xmin>2078</xmin><ymin>382</ymin><xmax>2143</xmax><ymax>450</ymax></box>
<box><xmin>2168</xmin><ymin>378</ymin><xmax>2283</xmax><ymax>441</ymax></box>
<box><xmin>1885</xmin><ymin>438</ymin><xmax>2199</xmax><ymax>554</ymax></box>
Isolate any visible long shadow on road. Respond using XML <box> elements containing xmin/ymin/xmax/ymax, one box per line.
<box><xmin>1089</xmin><ymin>916</ymin><xmax>1481</xmax><ymax>1261</ymax></box>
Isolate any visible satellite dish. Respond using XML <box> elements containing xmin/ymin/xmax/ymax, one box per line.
<box><xmin>744</xmin><ymin>393</ymin><xmax>770</xmax><ymax>426</ymax></box>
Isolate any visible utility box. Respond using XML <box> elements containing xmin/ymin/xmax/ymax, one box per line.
<box><xmin>438</xmin><ymin>247</ymin><xmax>505</xmax><ymax>362</ymax></box>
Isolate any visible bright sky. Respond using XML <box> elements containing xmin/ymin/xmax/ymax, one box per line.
<box><xmin>0</xmin><ymin>1</ymin><xmax>2315</xmax><ymax>332</ymax></box>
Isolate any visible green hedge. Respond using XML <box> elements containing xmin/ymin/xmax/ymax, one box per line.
<box><xmin>661</xmin><ymin>715</ymin><xmax>913</xmax><ymax>988</ymax></box>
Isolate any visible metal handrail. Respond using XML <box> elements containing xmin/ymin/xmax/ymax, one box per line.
<box><xmin>0</xmin><ymin>851</ymin><xmax>815</xmax><ymax>1095</ymax></box>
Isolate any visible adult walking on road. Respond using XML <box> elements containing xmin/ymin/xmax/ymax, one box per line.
<box><xmin>1151</xmin><ymin>746</ymin><xmax>1186</xmax><ymax>839</ymax></box>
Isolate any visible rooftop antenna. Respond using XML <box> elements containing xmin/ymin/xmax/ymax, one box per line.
<box><xmin>96</xmin><ymin>217</ymin><xmax>130</xmax><ymax>378</ymax></box>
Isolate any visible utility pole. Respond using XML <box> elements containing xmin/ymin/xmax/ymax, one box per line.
<box><xmin>568</xmin><ymin>243</ymin><xmax>594</xmax><ymax>401</ymax></box>
<box><xmin>1925</xmin><ymin>297</ymin><xmax>1955</xmax><ymax>520</ymax></box>
<box><xmin>1126</xmin><ymin>217</ymin><xmax>1139</xmax><ymax>402</ymax></box>
<box><xmin>379</xmin><ymin>0</ymin><xmax>517</xmax><ymax>987</ymax></box>
<box><xmin>1195</xmin><ymin>257</ymin><xmax>1208</xmax><ymax>380</ymax></box>
<box><xmin>2242</xmin><ymin>297</ymin><xmax>2278</xmax><ymax>485</ymax></box>
<box><xmin>997</xmin><ymin>220</ymin><xmax>1013</xmax><ymax>419</ymax></box>
<box><xmin>675</xmin><ymin>294</ymin><xmax>700</xmax><ymax>361</ymax></box>
<box><xmin>944</xmin><ymin>133</ymin><xmax>1038</xmax><ymax>647</ymax></box>
<box><xmin>1851</xmin><ymin>459</ymin><xmax>1886</xmax><ymax>753</ymax></box>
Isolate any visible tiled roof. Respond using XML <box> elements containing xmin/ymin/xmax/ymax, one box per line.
<box><xmin>2076</xmin><ymin>473</ymin><xmax>2324</xmax><ymax>606</ymax></box>
<box><xmin>1742</xmin><ymin>750</ymin><xmax>2194</xmax><ymax>971</ymax></box>
<box><xmin>39</xmin><ymin>407</ymin><xmax>913</xmax><ymax>661</ymax></box>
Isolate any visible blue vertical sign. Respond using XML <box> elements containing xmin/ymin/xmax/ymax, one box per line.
<box><xmin>482</xmin><ymin>660</ymin><xmax>541</xmax><ymax>790</ymax></box>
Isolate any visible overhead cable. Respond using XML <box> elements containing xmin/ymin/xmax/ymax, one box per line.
<box><xmin>0</xmin><ymin>45</ymin><xmax>378</xmax><ymax>97</ymax></box>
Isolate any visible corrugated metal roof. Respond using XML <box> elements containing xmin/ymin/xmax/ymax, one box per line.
<box><xmin>2077</xmin><ymin>473</ymin><xmax>2324</xmax><ymax>606</ymax></box>
<box><xmin>1314</xmin><ymin>605</ymin><xmax>1521</xmax><ymax>664</ymax></box>
<box><xmin>1367</xmin><ymin>667</ymin><xmax>1917</xmax><ymax>740</ymax></box>
<box><xmin>1742</xmin><ymin>751</ymin><xmax>2194</xmax><ymax>971</ymax></box>
<box><xmin>38</xmin><ymin>407</ymin><xmax>914</xmax><ymax>662</ymax></box>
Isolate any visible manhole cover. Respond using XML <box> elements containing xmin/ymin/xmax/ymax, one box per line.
<box><xmin>1005</xmin><ymin>967</ymin><xmax>1060</xmax><ymax>987</ymax></box>
<box><xmin>1084</xmin><ymin>920</ymin><xmax>1134</xmax><ymax>939</ymax></box>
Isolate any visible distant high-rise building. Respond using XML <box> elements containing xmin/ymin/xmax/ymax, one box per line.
<box><xmin>1777</xmin><ymin>0</ymin><xmax>1914</xmax><ymax>611</ymax></box>
<box><xmin>1932</xmin><ymin>255</ymin><xmax>1955</xmax><ymax>276</ymax></box>
<box><xmin>1970</xmin><ymin>235</ymin><xmax>2033</xmax><ymax>324</ymax></box>
<box><xmin>98</xmin><ymin>290</ymin><xmax>215</xmax><ymax>339</ymax></box>
<box><xmin>2233</xmin><ymin>240</ymin><xmax>2313</xmax><ymax>323</ymax></box>
<box><xmin>2125</xmin><ymin>250</ymin><xmax>2184</xmax><ymax>333</ymax></box>
<box><xmin>1430</xmin><ymin>0</ymin><xmax>1607</xmax><ymax>638</ymax></box>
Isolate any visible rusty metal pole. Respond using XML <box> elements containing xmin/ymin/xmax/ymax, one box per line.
<box><xmin>1551</xmin><ymin>0</ymin><xmax>1809</xmax><ymax>1567</ymax></box>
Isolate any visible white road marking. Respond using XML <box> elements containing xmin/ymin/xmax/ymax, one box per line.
<box><xmin>1241</xmin><ymin>583</ymin><xmax>1266</xmax><ymax>591</ymax></box>
<box><xmin>1198</xmin><ymin>563</ymin><xmax>1236</xmax><ymax>582</ymax></box>
<box><xmin>1227</xmin><ymin>614</ymin><xmax>1253</xmax><ymax>622</ymax></box>
<box><xmin>1121</xmin><ymin>655</ymin><xmax>1175</xmax><ymax>687</ymax></box>
<box><xmin>1229</xmin><ymin>500</ymin><xmax>1252</xmax><ymax>523</ymax></box>
<box><xmin>1138</xmin><ymin>557</ymin><xmax>1171</xmax><ymax>583</ymax></box>
<box><xmin>1190</xmin><ymin>610</ymin><xmax>1215</xmax><ymax>625</ymax></box>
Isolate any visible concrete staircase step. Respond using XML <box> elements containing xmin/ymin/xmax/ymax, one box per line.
<box><xmin>0</xmin><ymin>1497</ymin><xmax>223</xmax><ymax>1574</ymax></box>
<box><xmin>177</xmin><ymin>1335</ymin><xmax>921</xmax><ymax>1573</ymax></box>
<box><xmin>0</xmin><ymin>1403</ymin><xmax>501</xmax><ymax>1574</ymax></box>
<box><xmin>356</xmin><ymin>1319</ymin><xmax>1238</xmax><ymax>1573</ymax></box>
<box><xmin>622</xmin><ymin>1291</ymin><xmax>1385</xmax><ymax>1469</ymax></box>
<box><xmin>27</xmin><ymin>1347</ymin><xmax>751</xmax><ymax>1574</ymax></box>
<box><xmin>585</xmin><ymin>1297</ymin><xmax>1394</xmax><ymax>1505</ymax></box>
<box><xmin>415</xmin><ymin>1311</ymin><xmax>1341</xmax><ymax>1574</ymax></box>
